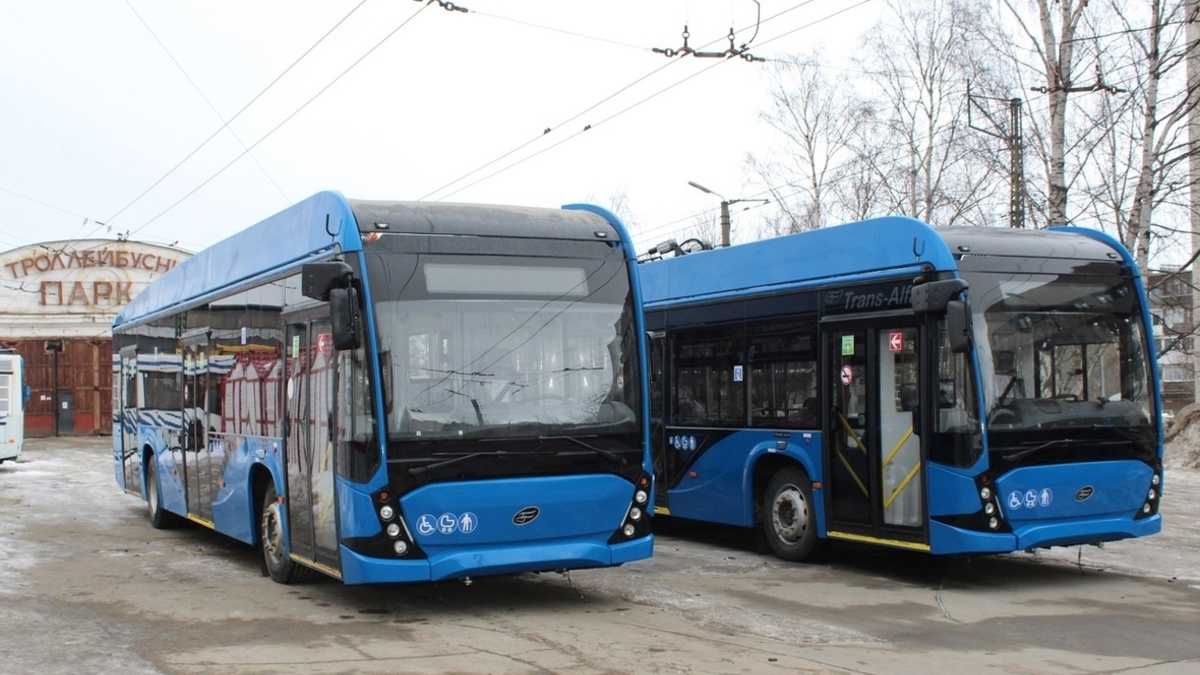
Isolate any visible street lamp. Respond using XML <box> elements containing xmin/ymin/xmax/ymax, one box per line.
<box><xmin>687</xmin><ymin>181</ymin><xmax>768</xmax><ymax>247</ymax></box>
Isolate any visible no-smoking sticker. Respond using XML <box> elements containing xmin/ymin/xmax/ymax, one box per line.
<box><xmin>840</xmin><ymin>365</ymin><xmax>854</xmax><ymax>386</ymax></box>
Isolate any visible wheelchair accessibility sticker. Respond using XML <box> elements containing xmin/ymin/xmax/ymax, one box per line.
<box><xmin>1007</xmin><ymin>488</ymin><xmax>1053</xmax><ymax>510</ymax></box>
<box><xmin>417</xmin><ymin>512</ymin><xmax>478</xmax><ymax>536</ymax></box>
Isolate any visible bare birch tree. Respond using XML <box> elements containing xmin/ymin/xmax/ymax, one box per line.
<box><xmin>746</xmin><ymin>53</ymin><xmax>867</xmax><ymax>234</ymax></box>
<box><xmin>851</xmin><ymin>0</ymin><xmax>1006</xmax><ymax>227</ymax></box>
<box><xmin>1002</xmin><ymin>0</ymin><xmax>1091</xmax><ymax>226</ymax></box>
<box><xmin>1071</xmin><ymin>0</ymin><xmax>1196</xmax><ymax>269</ymax></box>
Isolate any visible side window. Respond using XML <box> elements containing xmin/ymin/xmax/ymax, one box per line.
<box><xmin>748</xmin><ymin>321</ymin><xmax>818</xmax><ymax>429</ymax></box>
<box><xmin>337</xmin><ymin>346</ymin><xmax>377</xmax><ymax>481</ymax></box>
<box><xmin>932</xmin><ymin>324</ymin><xmax>982</xmax><ymax>467</ymax></box>
<box><xmin>211</xmin><ymin>278</ymin><xmax>286</xmax><ymax>437</ymax></box>
<box><xmin>648</xmin><ymin>332</ymin><xmax>665</xmax><ymax>422</ymax></box>
<box><xmin>891</xmin><ymin>335</ymin><xmax>918</xmax><ymax>413</ymax></box>
<box><xmin>671</xmin><ymin>327</ymin><xmax>744</xmax><ymax>427</ymax></box>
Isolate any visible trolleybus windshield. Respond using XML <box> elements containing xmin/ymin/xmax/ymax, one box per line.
<box><xmin>968</xmin><ymin>268</ymin><xmax>1155</xmax><ymax>462</ymax></box>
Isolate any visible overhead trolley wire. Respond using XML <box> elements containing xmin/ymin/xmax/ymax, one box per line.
<box><xmin>415</xmin><ymin>1</ymin><xmax>744</xmax><ymax>202</ymax></box>
<box><xmin>467</xmin><ymin>9</ymin><xmax>647</xmax><ymax>51</ymax></box>
<box><xmin>421</xmin><ymin>0</ymin><xmax>872</xmax><ymax>203</ymax></box>
<box><xmin>122</xmin><ymin>0</ymin><xmax>291</xmax><ymax>211</ymax></box>
<box><xmin>115</xmin><ymin>0</ymin><xmax>869</xmax><ymax>242</ymax></box>
<box><xmin>95</xmin><ymin>0</ymin><xmax>372</xmax><ymax>240</ymax></box>
<box><xmin>122</xmin><ymin>1</ymin><xmax>432</xmax><ymax>241</ymax></box>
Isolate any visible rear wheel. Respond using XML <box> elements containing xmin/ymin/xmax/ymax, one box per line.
<box><xmin>146</xmin><ymin>456</ymin><xmax>179</xmax><ymax>529</ymax></box>
<box><xmin>260</xmin><ymin>482</ymin><xmax>309</xmax><ymax>584</ymax></box>
<box><xmin>763</xmin><ymin>466</ymin><xmax>818</xmax><ymax>562</ymax></box>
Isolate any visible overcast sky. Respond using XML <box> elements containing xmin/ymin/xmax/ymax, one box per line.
<box><xmin>0</xmin><ymin>0</ymin><xmax>876</xmax><ymax>256</ymax></box>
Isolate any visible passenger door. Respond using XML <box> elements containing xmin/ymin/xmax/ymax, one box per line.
<box><xmin>284</xmin><ymin>312</ymin><xmax>340</xmax><ymax>572</ymax></box>
<box><xmin>181</xmin><ymin>336</ymin><xmax>214</xmax><ymax>523</ymax></box>
<box><xmin>823</xmin><ymin>324</ymin><xmax>927</xmax><ymax>546</ymax></box>
<box><xmin>117</xmin><ymin>346</ymin><xmax>139</xmax><ymax>493</ymax></box>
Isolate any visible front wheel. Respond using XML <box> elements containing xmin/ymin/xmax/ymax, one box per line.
<box><xmin>762</xmin><ymin>466</ymin><xmax>818</xmax><ymax>562</ymax></box>
<box><xmin>260</xmin><ymin>482</ymin><xmax>309</xmax><ymax>584</ymax></box>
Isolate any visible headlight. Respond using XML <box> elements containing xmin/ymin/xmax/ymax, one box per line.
<box><xmin>623</xmin><ymin>523</ymin><xmax>636</xmax><ymax>537</ymax></box>
<box><xmin>1143</xmin><ymin>503</ymin><xmax>1152</xmax><ymax>514</ymax></box>
<box><xmin>630</xmin><ymin>507</ymin><xmax>642</xmax><ymax>521</ymax></box>
<box><xmin>980</xmin><ymin>486</ymin><xmax>992</xmax><ymax>501</ymax></box>
<box><xmin>988</xmin><ymin>516</ymin><xmax>1000</xmax><ymax>530</ymax></box>
<box><xmin>1148</xmin><ymin>488</ymin><xmax>1157</xmax><ymax>500</ymax></box>
<box><xmin>393</xmin><ymin>540</ymin><xmax>408</xmax><ymax>555</ymax></box>
<box><xmin>1152</xmin><ymin>473</ymin><xmax>1161</xmax><ymax>486</ymax></box>
<box><xmin>379</xmin><ymin>505</ymin><xmax>395</xmax><ymax>521</ymax></box>
<box><xmin>984</xmin><ymin>502</ymin><xmax>995</xmax><ymax>515</ymax></box>
<box><xmin>635</xmin><ymin>490</ymin><xmax>649</xmax><ymax>505</ymax></box>
<box><xmin>386</xmin><ymin>523</ymin><xmax>401</xmax><ymax>538</ymax></box>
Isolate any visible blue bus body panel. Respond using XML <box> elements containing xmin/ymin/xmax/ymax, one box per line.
<box><xmin>927</xmin><ymin>460</ymin><xmax>1161</xmax><ymax>554</ymax></box>
<box><xmin>995</xmin><ymin>460</ymin><xmax>1159</xmax><ymax>549</ymax></box>
<box><xmin>664</xmin><ymin>430</ymin><xmax>824</xmax><ymax>529</ymax></box>
<box><xmin>926</xmin><ymin>463</ymin><xmax>989</xmax><ymax>516</ymax></box>
<box><xmin>640</xmin><ymin>216</ymin><xmax>958</xmax><ymax>308</ymax></box>
<box><xmin>211</xmin><ymin>436</ymin><xmax>285</xmax><ymax>545</ymax></box>
<box><xmin>114</xmin><ymin>191</ymin><xmax>360</xmax><ymax>329</ymax></box>
<box><xmin>336</xmin><ymin>474</ymin><xmax>650</xmax><ymax>584</ymax></box>
<box><xmin>339</xmin><ymin>536</ymin><xmax>653</xmax><ymax>585</ymax></box>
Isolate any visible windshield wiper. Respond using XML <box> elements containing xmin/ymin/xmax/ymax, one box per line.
<box><xmin>1000</xmin><ymin>436</ymin><xmax>1128</xmax><ymax>462</ymax></box>
<box><xmin>408</xmin><ymin>452</ymin><xmax>487</xmax><ymax>476</ymax></box>
<box><xmin>407</xmin><ymin>449</ymin><xmax>538</xmax><ymax>476</ymax></box>
<box><xmin>405</xmin><ymin>436</ymin><xmax>630</xmax><ymax>477</ymax></box>
<box><xmin>537</xmin><ymin>435</ymin><xmax>628</xmax><ymax>467</ymax></box>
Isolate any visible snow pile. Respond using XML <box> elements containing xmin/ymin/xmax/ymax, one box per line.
<box><xmin>1165</xmin><ymin>403</ymin><xmax>1200</xmax><ymax>473</ymax></box>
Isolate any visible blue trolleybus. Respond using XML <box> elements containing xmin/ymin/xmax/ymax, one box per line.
<box><xmin>639</xmin><ymin>217</ymin><xmax>1162</xmax><ymax>560</ymax></box>
<box><xmin>113</xmin><ymin>192</ymin><xmax>652</xmax><ymax>584</ymax></box>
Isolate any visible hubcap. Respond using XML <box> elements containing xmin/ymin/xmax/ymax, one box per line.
<box><xmin>262</xmin><ymin>502</ymin><xmax>285</xmax><ymax>566</ymax></box>
<box><xmin>772</xmin><ymin>484</ymin><xmax>809</xmax><ymax>543</ymax></box>
<box><xmin>147</xmin><ymin>467</ymin><xmax>158</xmax><ymax>516</ymax></box>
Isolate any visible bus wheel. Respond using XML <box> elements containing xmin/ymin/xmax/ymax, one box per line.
<box><xmin>763</xmin><ymin>466</ymin><xmax>817</xmax><ymax>562</ymax></box>
<box><xmin>260</xmin><ymin>483</ymin><xmax>308</xmax><ymax>584</ymax></box>
<box><xmin>146</xmin><ymin>457</ymin><xmax>178</xmax><ymax>529</ymax></box>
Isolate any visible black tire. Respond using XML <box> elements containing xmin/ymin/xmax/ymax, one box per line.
<box><xmin>260</xmin><ymin>482</ymin><xmax>309</xmax><ymax>584</ymax></box>
<box><xmin>146</xmin><ymin>456</ymin><xmax>180</xmax><ymax>529</ymax></box>
<box><xmin>763</xmin><ymin>466</ymin><xmax>818</xmax><ymax>562</ymax></box>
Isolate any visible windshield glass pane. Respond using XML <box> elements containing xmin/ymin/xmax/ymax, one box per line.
<box><xmin>370</xmin><ymin>254</ymin><xmax>640</xmax><ymax>442</ymax></box>
<box><xmin>968</xmin><ymin>271</ymin><xmax>1152</xmax><ymax>433</ymax></box>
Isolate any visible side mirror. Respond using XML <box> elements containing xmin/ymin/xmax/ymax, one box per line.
<box><xmin>912</xmin><ymin>278</ymin><xmax>968</xmax><ymax>313</ymax></box>
<box><xmin>302</xmin><ymin>261</ymin><xmax>354</xmax><ymax>301</ymax></box>
<box><xmin>946</xmin><ymin>300</ymin><xmax>971</xmax><ymax>353</ymax></box>
<box><xmin>330</xmin><ymin>287</ymin><xmax>361</xmax><ymax>351</ymax></box>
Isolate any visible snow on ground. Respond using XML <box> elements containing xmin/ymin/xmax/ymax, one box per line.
<box><xmin>1165</xmin><ymin>404</ymin><xmax>1200</xmax><ymax>474</ymax></box>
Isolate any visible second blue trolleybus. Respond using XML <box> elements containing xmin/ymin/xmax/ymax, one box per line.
<box><xmin>114</xmin><ymin>191</ymin><xmax>652</xmax><ymax>584</ymax></box>
<box><xmin>640</xmin><ymin>217</ymin><xmax>1162</xmax><ymax>560</ymax></box>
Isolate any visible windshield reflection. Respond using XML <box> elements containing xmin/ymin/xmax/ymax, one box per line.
<box><xmin>968</xmin><ymin>271</ymin><xmax>1153</xmax><ymax>435</ymax></box>
<box><xmin>379</xmin><ymin>298</ymin><xmax>636</xmax><ymax>439</ymax></box>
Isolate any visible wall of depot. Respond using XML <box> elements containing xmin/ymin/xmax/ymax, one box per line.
<box><xmin>0</xmin><ymin>240</ymin><xmax>191</xmax><ymax>435</ymax></box>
